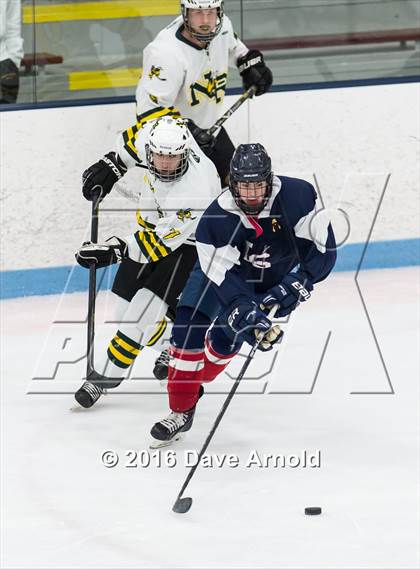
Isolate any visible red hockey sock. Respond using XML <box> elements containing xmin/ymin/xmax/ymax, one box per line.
<box><xmin>168</xmin><ymin>346</ymin><xmax>204</xmax><ymax>412</ymax></box>
<box><xmin>202</xmin><ymin>335</ymin><xmax>238</xmax><ymax>383</ymax></box>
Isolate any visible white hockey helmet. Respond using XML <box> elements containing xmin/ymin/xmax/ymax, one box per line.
<box><xmin>145</xmin><ymin>116</ymin><xmax>192</xmax><ymax>182</ymax></box>
<box><xmin>181</xmin><ymin>0</ymin><xmax>224</xmax><ymax>42</ymax></box>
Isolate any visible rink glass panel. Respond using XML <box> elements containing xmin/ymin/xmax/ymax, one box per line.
<box><xmin>9</xmin><ymin>0</ymin><xmax>420</xmax><ymax>106</ymax></box>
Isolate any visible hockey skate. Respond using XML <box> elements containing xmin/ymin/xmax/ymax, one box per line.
<box><xmin>149</xmin><ymin>385</ymin><xmax>204</xmax><ymax>448</ymax></box>
<box><xmin>74</xmin><ymin>370</ymin><xmax>109</xmax><ymax>409</ymax></box>
<box><xmin>149</xmin><ymin>407</ymin><xmax>196</xmax><ymax>449</ymax></box>
<box><xmin>153</xmin><ymin>348</ymin><xmax>170</xmax><ymax>384</ymax></box>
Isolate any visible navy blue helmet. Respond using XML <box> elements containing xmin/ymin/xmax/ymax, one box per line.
<box><xmin>229</xmin><ymin>143</ymin><xmax>273</xmax><ymax>215</ymax></box>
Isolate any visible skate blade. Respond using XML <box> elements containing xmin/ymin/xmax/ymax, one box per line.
<box><xmin>149</xmin><ymin>433</ymin><xmax>184</xmax><ymax>450</ymax></box>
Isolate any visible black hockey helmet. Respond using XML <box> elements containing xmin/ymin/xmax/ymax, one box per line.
<box><xmin>229</xmin><ymin>143</ymin><xmax>273</xmax><ymax>215</ymax></box>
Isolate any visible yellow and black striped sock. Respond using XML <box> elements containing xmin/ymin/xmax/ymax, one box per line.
<box><xmin>107</xmin><ymin>330</ymin><xmax>141</xmax><ymax>370</ymax></box>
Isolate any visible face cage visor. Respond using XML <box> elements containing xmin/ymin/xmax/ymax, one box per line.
<box><xmin>145</xmin><ymin>145</ymin><xmax>190</xmax><ymax>183</ymax></box>
<box><xmin>230</xmin><ymin>174</ymin><xmax>273</xmax><ymax>216</ymax></box>
<box><xmin>182</xmin><ymin>6</ymin><xmax>224</xmax><ymax>42</ymax></box>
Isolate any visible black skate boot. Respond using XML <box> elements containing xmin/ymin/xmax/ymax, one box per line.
<box><xmin>150</xmin><ymin>385</ymin><xmax>204</xmax><ymax>448</ymax></box>
<box><xmin>150</xmin><ymin>408</ymin><xmax>196</xmax><ymax>448</ymax></box>
<box><xmin>74</xmin><ymin>370</ymin><xmax>109</xmax><ymax>408</ymax></box>
<box><xmin>153</xmin><ymin>348</ymin><xmax>170</xmax><ymax>381</ymax></box>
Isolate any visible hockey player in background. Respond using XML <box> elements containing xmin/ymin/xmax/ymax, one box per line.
<box><xmin>81</xmin><ymin>0</ymin><xmax>273</xmax><ymax>380</ymax></box>
<box><xmin>150</xmin><ymin>143</ymin><xmax>337</xmax><ymax>446</ymax></box>
<box><xmin>83</xmin><ymin>0</ymin><xmax>273</xmax><ymax>194</ymax></box>
<box><xmin>133</xmin><ymin>0</ymin><xmax>273</xmax><ymax>184</ymax></box>
<box><xmin>74</xmin><ymin>116</ymin><xmax>221</xmax><ymax>408</ymax></box>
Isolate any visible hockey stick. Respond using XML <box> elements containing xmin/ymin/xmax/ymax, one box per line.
<box><xmin>86</xmin><ymin>189</ymin><xmax>102</xmax><ymax>376</ymax></box>
<box><xmin>172</xmin><ymin>304</ymin><xmax>279</xmax><ymax>514</ymax></box>
<box><xmin>206</xmin><ymin>85</ymin><xmax>257</xmax><ymax>136</ymax></box>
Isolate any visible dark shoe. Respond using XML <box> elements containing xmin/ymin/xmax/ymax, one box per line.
<box><xmin>153</xmin><ymin>349</ymin><xmax>170</xmax><ymax>381</ymax></box>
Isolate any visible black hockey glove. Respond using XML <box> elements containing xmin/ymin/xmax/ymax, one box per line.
<box><xmin>82</xmin><ymin>152</ymin><xmax>127</xmax><ymax>201</ymax></box>
<box><xmin>0</xmin><ymin>58</ymin><xmax>19</xmax><ymax>104</ymax></box>
<box><xmin>237</xmin><ymin>50</ymin><xmax>273</xmax><ymax>96</ymax></box>
<box><xmin>76</xmin><ymin>237</ymin><xmax>128</xmax><ymax>269</ymax></box>
<box><xmin>186</xmin><ymin>119</ymin><xmax>216</xmax><ymax>152</ymax></box>
<box><xmin>258</xmin><ymin>272</ymin><xmax>313</xmax><ymax>317</ymax></box>
<box><xmin>222</xmin><ymin>300</ymin><xmax>272</xmax><ymax>348</ymax></box>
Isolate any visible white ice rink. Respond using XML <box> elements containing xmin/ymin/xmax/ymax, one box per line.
<box><xmin>1</xmin><ymin>267</ymin><xmax>419</xmax><ymax>569</ymax></box>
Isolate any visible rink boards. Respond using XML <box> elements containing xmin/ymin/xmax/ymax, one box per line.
<box><xmin>1</xmin><ymin>82</ymin><xmax>419</xmax><ymax>298</ymax></box>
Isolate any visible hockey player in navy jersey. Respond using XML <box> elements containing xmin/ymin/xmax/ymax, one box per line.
<box><xmin>150</xmin><ymin>143</ymin><xmax>337</xmax><ymax>446</ymax></box>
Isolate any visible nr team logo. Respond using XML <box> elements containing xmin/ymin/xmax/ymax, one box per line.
<box><xmin>190</xmin><ymin>71</ymin><xmax>227</xmax><ymax>106</ymax></box>
<box><xmin>148</xmin><ymin>65</ymin><xmax>166</xmax><ymax>81</ymax></box>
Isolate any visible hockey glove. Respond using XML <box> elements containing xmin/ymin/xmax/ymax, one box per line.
<box><xmin>258</xmin><ymin>324</ymin><xmax>284</xmax><ymax>352</ymax></box>
<box><xmin>76</xmin><ymin>237</ymin><xmax>128</xmax><ymax>269</ymax></box>
<box><xmin>186</xmin><ymin>119</ymin><xmax>216</xmax><ymax>152</ymax></box>
<box><xmin>222</xmin><ymin>300</ymin><xmax>272</xmax><ymax>348</ymax></box>
<box><xmin>237</xmin><ymin>50</ymin><xmax>273</xmax><ymax>96</ymax></box>
<box><xmin>259</xmin><ymin>272</ymin><xmax>313</xmax><ymax>317</ymax></box>
<box><xmin>82</xmin><ymin>151</ymin><xmax>127</xmax><ymax>201</ymax></box>
<box><xmin>0</xmin><ymin>59</ymin><xmax>19</xmax><ymax>104</ymax></box>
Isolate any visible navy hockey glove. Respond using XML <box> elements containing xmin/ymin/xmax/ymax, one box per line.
<box><xmin>82</xmin><ymin>152</ymin><xmax>127</xmax><ymax>201</ymax></box>
<box><xmin>186</xmin><ymin>119</ymin><xmax>216</xmax><ymax>152</ymax></box>
<box><xmin>237</xmin><ymin>50</ymin><xmax>273</xmax><ymax>96</ymax></box>
<box><xmin>259</xmin><ymin>272</ymin><xmax>313</xmax><ymax>317</ymax></box>
<box><xmin>222</xmin><ymin>300</ymin><xmax>272</xmax><ymax>348</ymax></box>
<box><xmin>76</xmin><ymin>237</ymin><xmax>128</xmax><ymax>269</ymax></box>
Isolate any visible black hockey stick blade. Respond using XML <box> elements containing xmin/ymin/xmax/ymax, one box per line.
<box><xmin>172</xmin><ymin>497</ymin><xmax>193</xmax><ymax>514</ymax></box>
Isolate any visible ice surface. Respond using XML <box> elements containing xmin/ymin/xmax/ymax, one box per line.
<box><xmin>1</xmin><ymin>268</ymin><xmax>419</xmax><ymax>568</ymax></box>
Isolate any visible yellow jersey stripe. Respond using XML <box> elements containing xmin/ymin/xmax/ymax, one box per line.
<box><xmin>123</xmin><ymin>107</ymin><xmax>181</xmax><ymax>158</ymax></box>
<box><xmin>123</xmin><ymin>129</ymin><xmax>139</xmax><ymax>162</ymax></box>
<box><xmin>137</xmin><ymin>107</ymin><xmax>180</xmax><ymax>129</ymax></box>
<box><xmin>23</xmin><ymin>0</ymin><xmax>179</xmax><ymax>24</ymax></box>
<box><xmin>143</xmin><ymin>231</ymin><xmax>172</xmax><ymax>260</ymax></box>
<box><xmin>125</xmin><ymin>125</ymin><xmax>139</xmax><ymax>159</ymax></box>
<box><xmin>147</xmin><ymin>231</ymin><xmax>170</xmax><ymax>258</ymax></box>
<box><xmin>154</xmin><ymin>233</ymin><xmax>172</xmax><ymax>255</ymax></box>
<box><xmin>135</xmin><ymin>231</ymin><xmax>159</xmax><ymax>262</ymax></box>
<box><xmin>136</xmin><ymin>211</ymin><xmax>156</xmax><ymax>229</ymax></box>
<box><xmin>134</xmin><ymin>231</ymin><xmax>152</xmax><ymax>260</ymax></box>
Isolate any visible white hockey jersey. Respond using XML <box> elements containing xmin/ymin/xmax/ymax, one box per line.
<box><xmin>116</xmin><ymin>121</ymin><xmax>221</xmax><ymax>264</ymax></box>
<box><xmin>135</xmin><ymin>14</ymin><xmax>248</xmax><ymax>129</ymax></box>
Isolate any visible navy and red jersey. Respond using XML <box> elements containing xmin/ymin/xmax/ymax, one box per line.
<box><xmin>196</xmin><ymin>175</ymin><xmax>337</xmax><ymax>306</ymax></box>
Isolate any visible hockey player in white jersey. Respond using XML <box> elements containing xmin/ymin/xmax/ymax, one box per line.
<box><xmin>82</xmin><ymin>0</ymin><xmax>272</xmax><ymax>192</ymax></box>
<box><xmin>81</xmin><ymin>0</ymin><xmax>273</xmax><ymax>380</ymax></box>
<box><xmin>133</xmin><ymin>0</ymin><xmax>273</xmax><ymax>184</ymax></box>
<box><xmin>74</xmin><ymin>117</ymin><xmax>221</xmax><ymax>408</ymax></box>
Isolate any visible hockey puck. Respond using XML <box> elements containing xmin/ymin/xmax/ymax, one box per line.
<box><xmin>304</xmin><ymin>507</ymin><xmax>322</xmax><ymax>516</ymax></box>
